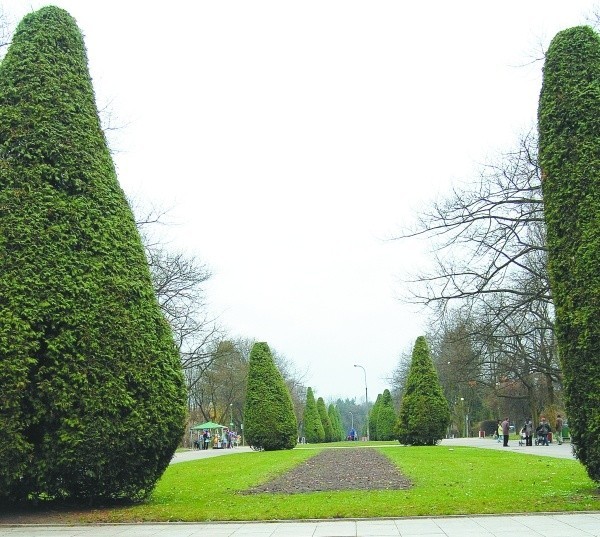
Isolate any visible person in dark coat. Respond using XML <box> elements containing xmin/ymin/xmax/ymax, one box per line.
<box><xmin>536</xmin><ymin>417</ymin><xmax>551</xmax><ymax>446</ymax></box>
<box><xmin>522</xmin><ymin>418</ymin><xmax>533</xmax><ymax>446</ymax></box>
<box><xmin>501</xmin><ymin>417</ymin><xmax>510</xmax><ymax>447</ymax></box>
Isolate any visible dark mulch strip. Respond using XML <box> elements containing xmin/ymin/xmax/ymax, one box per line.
<box><xmin>244</xmin><ymin>447</ymin><xmax>412</xmax><ymax>494</ymax></box>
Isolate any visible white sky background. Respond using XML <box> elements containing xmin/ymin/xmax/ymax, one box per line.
<box><xmin>3</xmin><ymin>1</ymin><xmax>597</xmax><ymax>401</ymax></box>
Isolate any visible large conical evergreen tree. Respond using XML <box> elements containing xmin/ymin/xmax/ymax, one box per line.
<box><xmin>0</xmin><ymin>6</ymin><xmax>187</xmax><ymax>503</ymax></box>
<box><xmin>376</xmin><ymin>389</ymin><xmax>397</xmax><ymax>441</ymax></box>
<box><xmin>538</xmin><ymin>25</ymin><xmax>600</xmax><ymax>482</ymax></box>
<box><xmin>369</xmin><ymin>393</ymin><xmax>382</xmax><ymax>440</ymax></box>
<box><xmin>243</xmin><ymin>342</ymin><xmax>297</xmax><ymax>450</ymax></box>
<box><xmin>328</xmin><ymin>403</ymin><xmax>343</xmax><ymax>441</ymax></box>
<box><xmin>302</xmin><ymin>387</ymin><xmax>325</xmax><ymax>443</ymax></box>
<box><xmin>335</xmin><ymin>405</ymin><xmax>345</xmax><ymax>440</ymax></box>
<box><xmin>395</xmin><ymin>336</ymin><xmax>450</xmax><ymax>446</ymax></box>
<box><xmin>317</xmin><ymin>396</ymin><xmax>333</xmax><ymax>442</ymax></box>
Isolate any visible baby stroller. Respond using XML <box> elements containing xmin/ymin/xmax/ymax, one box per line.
<box><xmin>518</xmin><ymin>430</ymin><xmax>526</xmax><ymax>446</ymax></box>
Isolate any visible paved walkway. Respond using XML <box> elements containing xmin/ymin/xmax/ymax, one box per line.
<box><xmin>439</xmin><ymin>436</ymin><xmax>578</xmax><ymax>459</ymax></box>
<box><xmin>2</xmin><ymin>513</ymin><xmax>599</xmax><ymax>536</ymax></box>
<box><xmin>2</xmin><ymin>440</ymin><xmax>597</xmax><ymax>537</ymax></box>
<box><xmin>172</xmin><ymin>436</ymin><xmax>577</xmax><ymax>463</ymax></box>
<box><xmin>171</xmin><ymin>445</ymin><xmax>254</xmax><ymax>463</ymax></box>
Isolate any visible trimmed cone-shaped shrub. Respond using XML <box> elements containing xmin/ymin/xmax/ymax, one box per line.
<box><xmin>538</xmin><ymin>25</ymin><xmax>600</xmax><ymax>482</ymax></box>
<box><xmin>317</xmin><ymin>397</ymin><xmax>333</xmax><ymax>442</ymax></box>
<box><xmin>328</xmin><ymin>403</ymin><xmax>344</xmax><ymax>441</ymax></box>
<box><xmin>302</xmin><ymin>387</ymin><xmax>325</xmax><ymax>443</ymax></box>
<box><xmin>395</xmin><ymin>336</ymin><xmax>450</xmax><ymax>446</ymax></box>
<box><xmin>376</xmin><ymin>389</ymin><xmax>397</xmax><ymax>441</ymax></box>
<box><xmin>335</xmin><ymin>405</ymin><xmax>345</xmax><ymax>440</ymax></box>
<box><xmin>243</xmin><ymin>342</ymin><xmax>297</xmax><ymax>450</ymax></box>
<box><xmin>0</xmin><ymin>6</ymin><xmax>187</xmax><ymax>503</ymax></box>
<box><xmin>369</xmin><ymin>393</ymin><xmax>382</xmax><ymax>440</ymax></box>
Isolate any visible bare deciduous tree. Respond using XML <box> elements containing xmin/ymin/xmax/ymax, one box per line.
<box><xmin>392</xmin><ymin>131</ymin><xmax>562</xmax><ymax>426</ymax></box>
<box><xmin>133</xmin><ymin>202</ymin><xmax>223</xmax><ymax>381</ymax></box>
<box><xmin>399</xmin><ymin>130</ymin><xmax>547</xmax><ymax>311</ymax></box>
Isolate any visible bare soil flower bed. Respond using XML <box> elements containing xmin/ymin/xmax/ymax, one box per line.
<box><xmin>245</xmin><ymin>447</ymin><xmax>412</xmax><ymax>494</ymax></box>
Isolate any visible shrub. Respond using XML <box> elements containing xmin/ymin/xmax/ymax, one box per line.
<box><xmin>480</xmin><ymin>420</ymin><xmax>499</xmax><ymax>437</ymax></box>
<box><xmin>0</xmin><ymin>6</ymin><xmax>186</xmax><ymax>503</ymax></box>
<box><xmin>302</xmin><ymin>387</ymin><xmax>325</xmax><ymax>443</ymax></box>
<box><xmin>317</xmin><ymin>397</ymin><xmax>333</xmax><ymax>442</ymax></box>
<box><xmin>243</xmin><ymin>342</ymin><xmax>298</xmax><ymax>451</ymax></box>
<box><xmin>328</xmin><ymin>403</ymin><xmax>344</xmax><ymax>441</ymax></box>
<box><xmin>369</xmin><ymin>394</ymin><xmax>382</xmax><ymax>440</ymax></box>
<box><xmin>376</xmin><ymin>389</ymin><xmax>397</xmax><ymax>441</ymax></box>
<box><xmin>395</xmin><ymin>336</ymin><xmax>450</xmax><ymax>446</ymax></box>
<box><xmin>538</xmin><ymin>25</ymin><xmax>600</xmax><ymax>482</ymax></box>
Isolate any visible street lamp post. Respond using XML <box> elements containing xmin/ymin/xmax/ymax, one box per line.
<box><xmin>229</xmin><ymin>403</ymin><xmax>234</xmax><ymax>429</ymax></box>
<box><xmin>349</xmin><ymin>411</ymin><xmax>354</xmax><ymax>429</ymax></box>
<box><xmin>354</xmin><ymin>364</ymin><xmax>369</xmax><ymax>441</ymax></box>
<box><xmin>460</xmin><ymin>397</ymin><xmax>467</xmax><ymax>438</ymax></box>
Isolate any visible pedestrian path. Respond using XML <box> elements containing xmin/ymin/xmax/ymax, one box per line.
<box><xmin>172</xmin><ymin>437</ymin><xmax>576</xmax><ymax>464</ymax></box>
<box><xmin>439</xmin><ymin>436</ymin><xmax>577</xmax><ymax>459</ymax></box>
<box><xmin>1</xmin><ymin>512</ymin><xmax>599</xmax><ymax>536</ymax></box>
<box><xmin>170</xmin><ymin>445</ymin><xmax>253</xmax><ymax>464</ymax></box>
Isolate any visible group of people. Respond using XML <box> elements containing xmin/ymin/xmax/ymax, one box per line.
<box><xmin>193</xmin><ymin>428</ymin><xmax>240</xmax><ymax>450</ymax></box>
<box><xmin>346</xmin><ymin>428</ymin><xmax>358</xmax><ymax>441</ymax></box>
<box><xmin>495</xmin><ymin>415</ymin><xmax>564</xmax><ymax>447</ymax></box>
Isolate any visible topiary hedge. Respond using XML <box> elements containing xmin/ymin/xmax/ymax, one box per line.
<box><xmin>0</xmin><ymin>6</ymin><xmax>187</xmax><ymax>503</ymax></box>
<box><xmin>369</xmin><ymin>394</ymin><xmax>382</xmax><ymax>440</ymax></box>
<box><xmin>395</xmin><ymin>336</ymin><xmax>450</xmax><ymax>446</ymax></box>
<box><xmin>376</xmin><ymin>389</ymin><xmax>397</xmax><ymax>441</ymax></box>
<box><xmin>243</xmin><ymin>342</ymin><xmax>297</xmax><ymax>451</ymax></box>
<box><xmin>302</xmin><ymin>387</ymin><xmax>325</xmax><ymax>443</ymax></box>
<box><xmin>317</xmin><ymin>396</ymin><xmax>333</xmax><ymax>442</ymax></box>
<box><xmin>538</xmin><ymin>25</ymin><xmax>600</xmax><ymax>482</ymax></box>
<box><xmin>328</xmin><ymin>403</ymin><xmax>344</xmax><ymax>442</ymax></box>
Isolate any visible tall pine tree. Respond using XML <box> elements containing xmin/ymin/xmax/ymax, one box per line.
<box><xmin>377</xmin><ymin>389</ymin><xmax>397</xmax><ymax>441</ymax></box>
<box><xmin>243</xmin><ymin>342</ymin><xmax>297</xmax><ymax>451</ymax></box>
<box><xmin>538</xmin><ymin>25</ymin><xmax>600</xmax><ymax>482</ymax></box>
<box><xmin>395</xmin><ymin>336</ymin><xmax>450</xmax><ymax>446</ymax></box>
<box><xmin>302</xmin><ymin>387</ymin><xmax>325</xmax><ymax>443</ymax></box>
<box><xmin>0</xmin><ymin>6</ymin><xmax>186</xmax><ymax>503</ymax></box>
<box><xmin>328</xmin><ymin>403</ymin><xmax>344</xmax><ymax>441</ymax></box>
<box><xmin>317</xmin><ymin>396</ymin><xmax>333</xmax><ymax>442</ymax></box>
<box><xmin>369</xmin><ymin>393</ymin><xmax>382</xmax><ymax>440</ymax></box>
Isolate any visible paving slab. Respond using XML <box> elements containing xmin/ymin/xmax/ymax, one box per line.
<box><xmin>2</xmin><ymin>514</ymin><xmax>600</xmax><ymax>537</ymax></box>
<box><xmin>439</xmin><ymin>436</ymin><xmax>577</xmax><ymax>459</ymax></box>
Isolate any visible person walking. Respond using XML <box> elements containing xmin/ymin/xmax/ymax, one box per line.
<box><xmin>555</xmin><ymin>414</ymin><xmax>564</xmax><ymax>445</ymax></box>
<box><xmin>536</xmin><ymin>417</ymin><xmax>551</xmax><ymax>446</ymax></box>
<box><xmin>496</xmin><ymin>420</ymin><xmax>502</xmax><ymax>443</ymax></box>
<box><xmin>522</xmin><ymin>418</ymin><xmax>533</xmax><ymax>446</ymax></box>
<box><xmin>501</xmin><ymin>417</ymin><xmax>510</xmax><ymax>447</ymax></box>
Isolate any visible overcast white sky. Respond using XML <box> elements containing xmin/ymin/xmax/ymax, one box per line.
<box><xmin>3</xmin><ymin>1</ymin><xmax>597</xmax><ymax>401</ymax></box>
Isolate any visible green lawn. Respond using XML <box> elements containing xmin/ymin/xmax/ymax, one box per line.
<box><xmin>35</xmin><ymin>443</ymin><xmax>599</xmax><ymax>523</ymax></box>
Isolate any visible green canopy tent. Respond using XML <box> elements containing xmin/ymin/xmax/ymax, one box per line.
<box><xmin>189</xmin><ymin>421</ymin><xmax>228</xmax><ymax>449</ymax></box>
<box><xmin>191</xmin><ymin>421</ymin><xmax>226</xmax><ymax>430</ymax></box>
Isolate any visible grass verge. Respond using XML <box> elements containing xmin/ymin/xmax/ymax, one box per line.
<box><xmin>2</xmin><ymin>444</ymin><xmax>598</xmax><ymax>522</ymax></box>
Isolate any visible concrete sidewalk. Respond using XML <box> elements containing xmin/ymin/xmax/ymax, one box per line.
<box><xmin>170</xmin><ymin>445</ymin><xmax>253</xmax><ymax>464</ymax></box>
<box><xmin>1</xmin><ymin>513</ymin><xmax>599</xmax><ymax>536</ymax></box>
<box><xmin>439</xmin><ymin>436</ymin><xmax>577</xmax><ymax>459</ymax></box>
<box><xmin>171</xmin><ymin>437</ymin><xmax>577</xmax><ymax>465</ymax></box>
